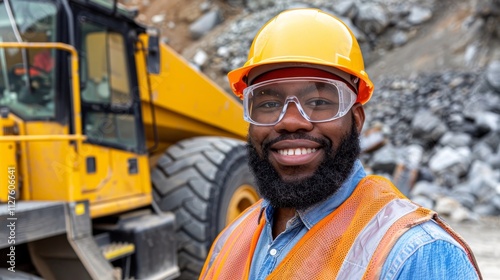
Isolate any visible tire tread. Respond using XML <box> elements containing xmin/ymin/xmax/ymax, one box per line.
<box><xmin>151</xmin><ymin>136</ymin><xmax>250</xmax><ymax>279</ymax></box>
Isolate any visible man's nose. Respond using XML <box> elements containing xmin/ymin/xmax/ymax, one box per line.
<box><xmin>274</xmin><ymin>101</ymin><xmax>313</xmax><ymax>132</ymax></box>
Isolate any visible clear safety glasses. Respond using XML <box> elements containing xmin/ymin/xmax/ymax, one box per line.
<box><xmin>243</xmin><ymin>77</ymin><xmax>357</xmax><ymax>126</ymax></box>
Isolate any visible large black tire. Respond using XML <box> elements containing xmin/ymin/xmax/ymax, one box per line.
<box><xmin>151</xmin><ymin>136</ymin><xmax>258</xmax><ymax>279</ymax></box>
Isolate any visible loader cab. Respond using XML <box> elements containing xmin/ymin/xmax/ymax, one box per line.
<box><xmin>0</xmin><ymin>0</ymin><xmax>154</xmax><ymax>217</ymax></box>
<box><xmin>0</xmin><ymin>0</ymin><xmax>146</xmax><ymax>153</ymax></box>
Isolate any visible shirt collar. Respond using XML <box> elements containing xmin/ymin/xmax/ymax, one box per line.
<box><xmin>260</xmin><ymin>159</ymin><xmax>366</xmax><ymax>229</ymax></box>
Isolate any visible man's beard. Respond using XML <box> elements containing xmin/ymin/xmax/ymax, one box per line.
<box><xmin>247</xmin><ymin>121</ymin><xmax>361</xmax><ymax>210</ymax></box>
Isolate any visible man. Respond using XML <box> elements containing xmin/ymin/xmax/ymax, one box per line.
<box><xmin>200</xmin><ymin>8</ymin><xmax>482</xmax><ymax>279</ymax></box>
<box><xmin>12</xmin><ymin>49</ymin><xmax>54</xmax><ymax>104</ymax></box>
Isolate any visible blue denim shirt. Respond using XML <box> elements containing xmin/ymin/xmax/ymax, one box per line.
<box><xmin>248</xmin><ymin>160</ymin><xmax>479</xmax><ymax>279</ymax></box>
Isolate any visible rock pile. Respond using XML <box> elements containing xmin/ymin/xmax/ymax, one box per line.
<box><xmin>361</xmin><ymin>63</ymin><xmax>500</xmax><ymax>221</ymax></box>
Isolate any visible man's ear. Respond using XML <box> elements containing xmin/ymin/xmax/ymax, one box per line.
<box><xmin>351</xmin><ymin>103</ymin><xmax>365</xmax><ymax>134</ymax></box>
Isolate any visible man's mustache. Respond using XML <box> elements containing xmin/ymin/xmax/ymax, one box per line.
<box><xmin>262</xmin><ymin>132</ymin><xmax>331</xmax><ymax>152</ymax></box>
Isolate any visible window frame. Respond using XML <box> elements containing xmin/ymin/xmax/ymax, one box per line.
<box><xmin>76</xmin><ymin>11</ymin><xmax>146</xmax><ymax>154</ymax></box>
<box><xmin>0</xmin><ymin>0</ymin><xmax>64</xmax><ymax>122</ymax></box>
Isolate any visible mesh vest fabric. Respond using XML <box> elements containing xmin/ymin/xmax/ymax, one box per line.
<box><xmin>200</xmin><ymin>175</ymin><xmax>482</xmax><ymax>280</ymax></box>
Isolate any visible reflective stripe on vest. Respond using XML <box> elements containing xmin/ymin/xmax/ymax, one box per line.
<box><xmin>200</xmin><ymin>175</ymin><xmax>482</xmax><ymax>279</ymax></box>
<box><xmin>337</xmin><ymin>199</ymin><xmax>418</xmax><ymax>279</ymax></box>
<box><xmin>199</xmin><ymin>202</ymin><xmax>264</xmax><ymax>280</ymax></box>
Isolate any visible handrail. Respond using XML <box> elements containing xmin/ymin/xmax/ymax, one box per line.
<box><xmin>0</xmin><ymin>42</ymin><xmax>83</xmax><ymax>149</ymax></box>
<box><xmin>0</xmin><ymin>135</ymin><xmax>86</xmax><ymax>142</ymax></box>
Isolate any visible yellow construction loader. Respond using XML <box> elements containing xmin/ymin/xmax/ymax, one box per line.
<box><xmin>0</xmin><ymin>0</ymin><xmax>259</xmax><ymax>279</ymax></box>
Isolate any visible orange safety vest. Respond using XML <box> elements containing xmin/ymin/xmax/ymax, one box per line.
<box><xmin>200</xmin><ymin>175</ymin><xmax>481</xmax><ymax>280</ymax></box>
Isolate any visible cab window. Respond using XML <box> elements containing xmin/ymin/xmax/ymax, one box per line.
<box><xmin>0</xmin><ymin>0</ymin><xmax>57</xmax><ymax>119</ymax></box>
<box><xmin>80</xmin><ymin>20</ymin><xmax>139</xmax><ymax>151</ymax></box>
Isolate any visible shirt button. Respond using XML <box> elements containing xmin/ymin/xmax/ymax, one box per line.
<box><xmin>269</xmin><ymin>249</ymin><xmax>277</xmax><ymax>256</ymax></box>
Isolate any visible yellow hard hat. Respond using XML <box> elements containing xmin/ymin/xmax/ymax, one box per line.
<box><xmin>227</xmin><ymin>8</ymin><xmax>374</xmax><ymax>104</ymax></box>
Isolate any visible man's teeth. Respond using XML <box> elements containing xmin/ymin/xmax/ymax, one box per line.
<box><xmin>278</xmin><ymin>148</ymin><xmax>317</xmax><ymax>156</ymax></box>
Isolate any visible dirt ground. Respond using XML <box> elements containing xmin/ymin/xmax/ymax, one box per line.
<box><xmin>367</xmin><ymin>0</ymin><xmax>500</xmax><ymax>80</ymax></box>
<box><xmin>131</xmin><ymin>0</ymin><xmax>242</xmax><ymax>54</ymax></box>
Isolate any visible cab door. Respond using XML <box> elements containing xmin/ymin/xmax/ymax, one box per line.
<box><xmin>76</xmin><ymin>13</ymin><xmax>151</xmax><ymax>217</ymax></box>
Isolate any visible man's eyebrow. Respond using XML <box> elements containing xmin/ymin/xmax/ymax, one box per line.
<box><xmin>296</xmin><ymin>83</ymin><xmax>322</xmax><ymax>96</ymax></box>
<box><xmin>256</xmin><ymin>86</ymin><xmax>284</xmax><ymax>97</ymax></box>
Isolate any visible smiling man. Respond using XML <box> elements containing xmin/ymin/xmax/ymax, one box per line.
<box><xmin>200</xmin><ymin>8</ymin><xmax>482</xmax><ymax>280</ymax></box>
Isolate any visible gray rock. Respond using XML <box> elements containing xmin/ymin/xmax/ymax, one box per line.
<box><xmin>468</xmin><ymin>160</ymin><xmax>499</xmax><ymax>181</ymax></box>
<box><xmin>151</xmin><ymin>14</ymin><xmax>165</xmax><ymax>24</ymax></box>
<box><xmin>485</xmin><ymin>60</ymin><xmax>500</xmax><ymax>92</ymax></box>
<box><xmin>392</xmin><ymin>30</ymin><xmax>409</xmax><ymax>47</ymax></box>
<box><xmin>371</xmin><ymin>144</ymin><xmax>400</xmax><ymax>173</ymax></box>
<box><xmin>246</xmin><ymin>0</ymin><xmax>275</xmax><ymax>11</ymax></box>
<box><xmin>189</xmin><ymin>9</ymin><xmax>223</xmax><ymax>40</ymax></box>
<box><xmin>450</xmin><ymin>191</ymin><xmax>476</xmax><ymax>210</ymax></box>
<box><xmin>492</xmin><ymin>194</ymin><xmax>500</xmax><ymax>210</ymax></box>
<box><xmin>403</xmin><ymin>144</ymin><xmax>424</xmax><ymax>169</ymax></box>
<box><xmin>464</xmin><ymin>43</ymin><xmax>479</xmax><ymax>66</ymax></box>
<box><xmin>488</xmin><ymin>152</ymin><xmax>500</xmax><ymax>169</ymax></box>
<box><xmin>216</xmin><ymin>46</ymin><xmax>230</xmax><ymax>58</ymax></box>
<box><xmin>468</xmin><ymin>176</ymin><xmax>498</xmax><ymax>203</ymax></box>
<box><xmin>192</xmin><ymin>50</ymin><xmax>208</xmax><ymax>67</ymax></box>
<box><xmin>449</xmin><ymin>76</ymin><xmax>465</xmax><ymax>88</ymax></box>
<box><xmin>417</xmin><ymin>167</ymin><xmax>435</xmax><ymax>182</ymax></box>
<box><xmin>200</xmin><ymin>1</ymin><xmax>211</xmax><ymax>12</ymax></box>
<box><xmin>411</xmin><ymin>110</ymin><xmax>447</xmax><ymax>143</ymax></box>
<box><xmin>437</xmin><ymin>173</ymin><xmax>460</xmax><ymax>188</ymax></box>
<box><xmin>475</xmin><ymin>111</ymin><xmax>500</xmax><ymax>132</ymax></box>
<box><xmin>355</xmin><ymin>3</ymin><xmax>390</xmax><ymax>35</ymax></box>
<box><xmin>471</xmin><ymin>142</ymin><xmax>494</xmax><ymax>162</ymax></box>
<box><xmin>334</xmin><ymin>1</ymin><xmax>358</xmax><ymax>18</ymax></box>
<box><xmin>411</xmin><ymin>180</ymin><xmax>444</xmax><ymax>199</ymax></box>
<box><xmin>480</xmin><ymin>131</ymin><xmax>500</xmax><ymax>152</ymax></box>
<box><xmin>439</xmin><ymin>132</ymin><xmax>472</xmax><ymax>148</ymax></box>
<box><xmin>429</xmin><ymin>146</ymin><xmax>471</xmax><ymax>176</ymax></box>
<box><xmin>463</xmin><ymin>97</ymin><xmax>490</xmax><ymax>120</ymax></box>
<box><xmin>407</xmin><ymin>6</ymin><xmax>433</xmax><ymax>25</ymax></box>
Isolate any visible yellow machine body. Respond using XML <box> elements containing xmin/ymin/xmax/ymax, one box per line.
<box><xmin>0</xmin><ymin>12</ymin><xmax>247</xmax><ymax>219</ymax></box>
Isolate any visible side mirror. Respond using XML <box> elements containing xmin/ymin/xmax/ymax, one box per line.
<box><xmin>147</xmin><ymin>28</ymin><xmax>160</xmax><ymax>74</ymax></box>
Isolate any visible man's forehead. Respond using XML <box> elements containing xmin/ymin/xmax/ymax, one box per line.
<box><xmin>251</xmin><ymin>67</ymin><xmax>357</xmax><ymax>93</ymax></box>
<box><xmin>253</xmin><ymin>67</ymin><xmax>338</xmax><ymax>83</ymax></box>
